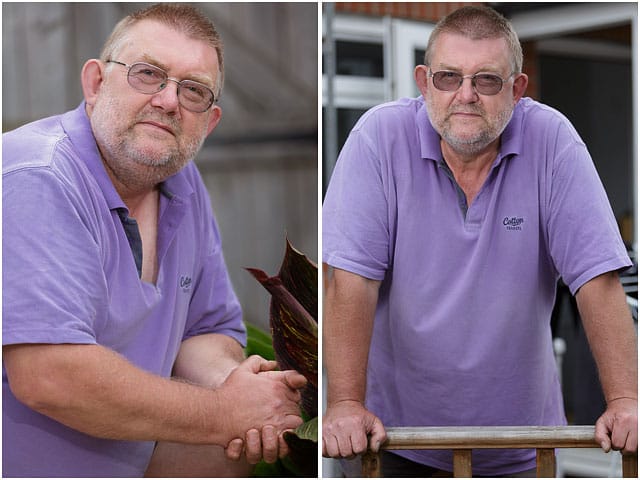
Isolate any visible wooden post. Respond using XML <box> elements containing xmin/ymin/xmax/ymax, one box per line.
<box><xmin>452</xmin><ymin>449</ymin><xmax>472</xmax><ymax>477</ymax></box>
<box><xmin>622</xmin><ymin>453</ymin><xmax>637</xmax><ymax>478</ymax></box>
<box><xmin>361</xmin><ymin>450</ymin><xmax>382</xmax><ymax>477</ymax></box>
<box><xmin>535</xmin><ymin>449</ymin><xmax>556</xmax><ymax>477</ymax></box>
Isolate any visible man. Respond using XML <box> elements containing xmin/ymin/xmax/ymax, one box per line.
<box><xmin>322</xmin><ymin>6</ymin><xmax>637</xmax><ymax>477</ymax></box>
<box><xmin>3</xmin><ymin>4</ymin><xmax>306</xmax><ymax>477</ymax></box>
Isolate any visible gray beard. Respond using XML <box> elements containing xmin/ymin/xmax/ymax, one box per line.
<box><xmin>426</xmin><ymin>100</ymin><xmax>514</xmax><ymax>156</ymax></box>
<box><xmin>90</xmin><ymin>100</ymin><xmax>206</xmax><ymax>191</ymax></box>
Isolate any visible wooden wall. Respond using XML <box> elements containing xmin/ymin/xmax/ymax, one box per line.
<box><xmin>2</xmin><ymin>2</ymin><xmax>319</xmax><ymax>332</ymax></box>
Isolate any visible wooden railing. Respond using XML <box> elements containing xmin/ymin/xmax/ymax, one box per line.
<box><xmin>361</xmin><ymin>426</ymin><xmax>638</xmax><ymax>477</ymax></box>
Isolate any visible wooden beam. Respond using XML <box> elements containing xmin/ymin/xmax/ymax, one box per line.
<box><xmin>622</xmin><ymin>453</ymin><xmax>637</xmax><ymax>478</ymax></box>
<box><xmin>535</xmin><ymin>449</ymin><xmax>556</xmax><ymax>477</ymax></box>
<box><xmin>361</xmin><ymin>451</ymin><xmax>382</xmax><ymax>477</ymax></box>
<box><xmin>452</xmin><ymin>449</ymin><xmax>472</xmax><ymax>477</ymax></box>
<box><xmin>382</xmin><ymin>426</ymin><xmax>598</xmax><ymax>450</ymax></box>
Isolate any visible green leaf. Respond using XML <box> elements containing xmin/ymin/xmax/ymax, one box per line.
<box><xmin>291</xmin><ymin>416</ymin><xmax>317</xmax><ymax>442</ymax></box>
<box><xmin>250</xmin><ymin>458</ymin><xmax>290</xmax><ymax>477</ymax></box>
<box><xmin>283</xmin><ymin>418</ymin><xmax>318</xmax><ymax>477</ymax></box>
<box><xmin>244</xmin><ymin>323</ymin><xmax>275</xmax><ymax>361</ymax></box>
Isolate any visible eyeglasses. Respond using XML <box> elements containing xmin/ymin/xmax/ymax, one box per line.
<box><xmin>106</xmin><ymin>60</ymin><xmax>216</xmax><ymax>113</ymax></box>
<box><xmin>428</xmin><ymin>69</ymin><xmax>513</xmax><ymax>96</ymax></box>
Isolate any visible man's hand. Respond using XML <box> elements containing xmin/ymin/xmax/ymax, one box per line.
<box><xmin>323</xmin><ymin>399</ymin><xmax>387</xmax><ymax>458</ymax></box>
<box><xmin>219</xmin><ymin>356</ymin><xmax>307</xmax><ymax>461</ymax></box>
<box><xmin>595</xmin><ymin>397</ymin><xmax>638</xmax><ymax>454</ymax></box>
<box><xmin>224</xmin><ymin>427</ymin><xmax>293</xmax><ymax>464</ymax></box>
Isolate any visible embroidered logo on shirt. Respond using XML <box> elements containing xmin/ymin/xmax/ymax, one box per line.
<box><xmin>503</xmin><ymin>216</ymin><xmax>525</xmax><ymax>231</ymax></box>
<box><xmin>179</xmin><ymin>275</ymin><xmax>192</xmax><ymax>292</ymax></box>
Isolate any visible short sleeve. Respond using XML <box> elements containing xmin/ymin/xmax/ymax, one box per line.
<box><xmin>323</xmin><ymin>123</ymin><xmax>391</xmax><ymax>281</ymax></box>
<box><xmin>547</xmin><ymin>138</ymin><xmax>631</xmax><ymax>294</ymax></box>
<box><xmin>3</xmin><ymin>167</ymin><xmax>106</xmax><ymax>346</ymax></box>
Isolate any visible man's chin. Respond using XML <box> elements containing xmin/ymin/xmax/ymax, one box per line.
<box><xmin>442</xmin><ymin>132</ymin><xmax>495</xmax><ymax>155</ymax></box>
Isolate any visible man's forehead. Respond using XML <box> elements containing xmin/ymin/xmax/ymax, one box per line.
<box><xmin>430</xmin><ymin>33</ymin><xmax>510</xmax><ymax>70</ymax></box>
<box><xmin>115</xmin><ymin>19</ymin><xmax>219</xmax><ymax>83</ymax></box>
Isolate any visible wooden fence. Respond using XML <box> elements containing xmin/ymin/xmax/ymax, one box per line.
<box><xmin>361</xmin><ymin>426</ymin><xmax>638</xmax><ymax>477</ymax></box>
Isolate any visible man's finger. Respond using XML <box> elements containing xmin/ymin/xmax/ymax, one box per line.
<box><xmin>595</xmin><ymin>417</ymin><xmax>612</xmax><ymax>453</ymax></box>
<box><xmin>277</xmin><ymin>413</ymin><xmax>304</xmax><ymax>434</ymax></box>
<box><xmin>243</xmin><ymin>355</ymin><xmax>278</xmax><ymax>374</ymax></box>
<box><xmin>244</xmin><ymin>429</ymin><xmax>263</xmax><ymax>465</ymax></box>
<box><xmin>261</xmin><ymin>425</ymin><xmax>279</xmax><ymax>464</ymax></box>
<box><xmin>336</xmin><ymin>431</ymin><xmax>359</xmax><ymax>458</ymax></box>
<box><xmin>612</xmin><ymin>429</ymin><xmax>630</xmax><ymax>452</ymax></box>
<box><xmin>349</xmin><ymin>430</ymin><xmax>369</xmax><ymax>455</ymax></box>
<box><xmin>283</xmin><ymin>370</ymin><xmax>308</xmax><ymax>390</ymax></box>
<box><xmin>278</xmin><ymin>432</ymin><xmax>290</xmax><ymax>459</ymax></box>
<box><xmin>368</xmin><ymin>419</ymin><xmax>388</xmax><ymax>453</ymax></box>
<box><xmin>224</xmin><ymin>438</ymin><xmax>244</xmax><ymax>461</ymax></box>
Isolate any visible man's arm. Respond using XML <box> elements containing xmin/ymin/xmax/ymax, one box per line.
<box><xmin>322</xmin><ymin>267</ymin><xmax>387</xmax><ymax>458</ymax></box>
<box><xmin>172</xmin><ymin>333</ymin><xmax>245</xmax><ymax>388</ymax></box>
<box><xmin>575</xmin><ymin>271</ymin><xmax>638</xmax><ymax>453</ymax></box>
<box><xmin>3</xmin><ymin>342</ymin><xmax>305</xmax><ymax>447</ymax></box>
<box><xmin>146</xmin><ymin>333</ymin><xmax>261</xmax><ymax>477</ymax></box>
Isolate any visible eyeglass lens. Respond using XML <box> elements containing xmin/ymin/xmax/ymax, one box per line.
<box><xmin>432</xmin><ymin>71</ymin><xmax>504</xmax><ymax>95</ymax></box>
<box><xmin>127</xmin><ymin>62</ymin><xmax>214</xmax><ymax>112</ymax></box>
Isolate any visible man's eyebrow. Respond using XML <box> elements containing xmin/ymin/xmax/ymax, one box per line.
<box><xmin>437</xmin><ymin>62</ymin><xmax>503</xmax><ymax>74</ymax></box>
<box><xmin>139</xmin><ymin>53</ymin><xmax>215</xmax><ymax>87</ymax></box>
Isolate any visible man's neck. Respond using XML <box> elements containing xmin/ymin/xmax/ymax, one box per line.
<box><xmin>99</xmin><ymin>155</ymin><xmax>160</xmax><ymax>217</ymax></box>
<box><xmin>440</xmin><ymin>138</ymin><xmax>500</xmax><ymax>174</ymax></box>
<box><xmin>441</xmin><ymin>138</ymin><xmax>501</xmax><ymax>207</ymax></box>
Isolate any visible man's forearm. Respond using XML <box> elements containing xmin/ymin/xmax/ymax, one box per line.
<box><xmin>4</xmin><ymin>343</ymin><xmax>236</xmax><ymax>445</ymax></box>
<box><xmin>172</xmin><ymin>333</ymin><xmax>245</xmax><ymax>388</ymax></box>
<box><xmin>576</xmin><ymin>271</ymin><xmax>638</xmax><ymax>400</ymax></box>
<box><xmin>324</xmin><ymin>267</ymin><xmax>381</xmax><ymax>406</ymax></box>
<box><xmin>145</xmin><ymin>333</ymin><xmax>253</xmax><ymax>477</ymax></box>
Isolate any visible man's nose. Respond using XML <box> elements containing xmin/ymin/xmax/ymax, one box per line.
<box><xmin>457</xmin><ymin>77</ymin><xmax>479</xmax><ymax>103</ymax></box>
<box><xmin>151</xmin><ymin>79</ymin><xmax>181</xmax><ymax>113</ymax></box>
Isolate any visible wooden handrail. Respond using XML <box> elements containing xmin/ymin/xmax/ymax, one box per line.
<box><xmin>361</xmin><ymin>426</ymin><xmax>638</xmax><ymax>478</ymax></box>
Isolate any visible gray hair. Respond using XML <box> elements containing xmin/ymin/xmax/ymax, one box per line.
<box><xmin>100</xmin><ymin>3</ymin><xmax>224</xmax><ymax>100</ymax></box>
<box><xmin>424</xmin><ymin>6</ymin><xmax>523</xmax><ymax>74</ymax></box>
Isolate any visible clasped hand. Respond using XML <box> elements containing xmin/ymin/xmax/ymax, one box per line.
<box><xmin>220</xmin><ymin>355</ymin><xmax>307</xmax><ymax>463</ymax></box>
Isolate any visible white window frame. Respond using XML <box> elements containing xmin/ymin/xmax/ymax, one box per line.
<box><xmin>390</xmin><ymin>18</ymin><xmax>435</xmax><ymax>99</ymax></box>
<box><xmin>322</xmin><ymin>14</ymin><xmax>389</xmax><ymax>109</ymax></box>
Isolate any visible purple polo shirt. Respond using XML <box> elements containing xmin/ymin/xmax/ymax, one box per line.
<box><xmin>323</xmin><ymin>96</ymin><xmax>631</xmax><ymax>475</ymax></box>
<box><xmin>2</xmin><ymin>103</ymin><xmax>246</xmax><ymax>477</ymax></box>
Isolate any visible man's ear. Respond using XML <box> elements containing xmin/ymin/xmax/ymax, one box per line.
<box><xmin>81</xmin><ymin>59</ymin><xmax>105</xmax><ymax>109</ymax></box>
<box><xmin>512</xmin><ymin>73</ymin><xmax>529</xmax><ymax>104</ymax></box>
<box><xmin>414</xmin><ymin>64</ymin><xmax>430</xmax><ymax>97</ymax></box>
<box><xmin>205</xmin><ymin>105</ymin><xmax>222</xmax><ymax>136</ymax></box>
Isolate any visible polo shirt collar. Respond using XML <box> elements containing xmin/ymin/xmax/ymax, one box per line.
<box><xmin>498</xmin><ymin>99</ymin><xmax>524</xmax><ymax>159</ymax></box>
<box><xmin>61</xmin><ymin>103</ymin><xmax>127</xmax><ymax>211</ymax></box>
<box><xmin>417</xmin><ymin>97</ymin><xmax>444</xmax><ymax>162</ymax></box>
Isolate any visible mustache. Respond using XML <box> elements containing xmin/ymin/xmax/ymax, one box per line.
<box><xmin>133</xmin><ymin>110</ymin><xmax>182</xmax><ymax>135</ymax></box>
<box><xmin>447</xmin><ymin>105</ymin><xmax>485</xmax><ymax>116</ymax></box>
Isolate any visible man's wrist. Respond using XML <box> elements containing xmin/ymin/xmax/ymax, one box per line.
<box><xmin>328</xmin><ymin>398</ymin><xmax>365</xmax><ymax>408</ymax></box>
<box><xmin>607</xmin><ymin>395</ymin><xmax>638</xmax><ymax>404</ymax></box>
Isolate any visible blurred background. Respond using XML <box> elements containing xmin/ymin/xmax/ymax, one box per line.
<box><xmin>323</xmin><ymin>2</ymin><xmax>637</xmax><ymax>477</ymax></box>
<box><xmin>2</xmin><ymin>2</ymin><xmax>318</xmax><ymax>333</ymax></box>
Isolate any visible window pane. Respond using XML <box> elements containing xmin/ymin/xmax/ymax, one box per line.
<box><xmin>335</xmin><ymin>41</ymin><xmax>384</xmax><ymax>77</ymax></box>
